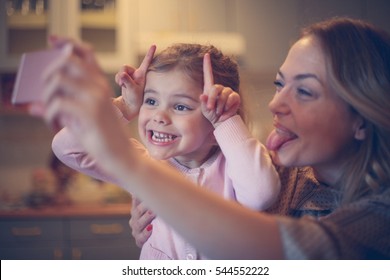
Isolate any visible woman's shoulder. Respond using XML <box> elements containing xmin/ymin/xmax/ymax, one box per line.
<box><xmin>361</xmin><ymin>184</ymin><xmax>390</xmax><ymax>207</ymax></box>
<box><xmin>275</xmin><ymin>166</ymin><xmax>316</xmax><ymax>186</ymax></box>
<box><xmin>268</xmin><ymin>166</ymin><xmax>340</xmax><ymax>216</ymax></box>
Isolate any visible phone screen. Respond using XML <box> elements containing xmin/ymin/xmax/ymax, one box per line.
<box><xmin>11</xmin><ymin>47</ymin><xmax>70</xmax><ymax>104</ymax></box>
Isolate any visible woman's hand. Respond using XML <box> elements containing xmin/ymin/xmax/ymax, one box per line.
<box><xmin>31</xmin><ymin>36</ymin><xmax>135</xmax><ymax>180</ymax></box>
<box><xmin>113</xmin><ymin>45</ymin><xmax>156</xmax><ymax>121</ymax></box>
<box><xmin>200</xmin><ymin>53</ymin><xmax>241</xmax><ymax>128</ymax></box>
<box><xmin>129</xmin><ymin>197</ymin><xmax>156</xmax><ymax>248</ymax></box>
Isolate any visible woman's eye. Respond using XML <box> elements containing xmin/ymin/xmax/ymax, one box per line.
<box><xmin>175</xmin><ymin>104</ymin><xmax>191</xmax><ymax>111</ymax></box>
<box><xmin>144</xmin><ymin>98</ymin><xmax>156</xmax><ymax>106</ymax></box>
<box><xmin>297</xmin><ymin>88</ymin><xmax>313</xmax><ymax>98</ymax></box>
<box><xmin>273</xmin><ymin>80</ymin><xmax>283</xmax><ymax>92</ymax></box>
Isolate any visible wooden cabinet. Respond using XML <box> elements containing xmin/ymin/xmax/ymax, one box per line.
<box><xmin>0</xmin><ymin>219</ymin><xmax>66</xmax><ymax>259</ymax></box>
<box><xmin>0</xmin><ymin>0</ymin><xmax>244</xmax><ymax>73</ymax></box>
<box><xmin>0</xmin><ymin>0</ymin><xmax>135</xmax><ymax>72</ymax></box>
<box><xmin>0</xmin><ymin>204</ymin><xmax>141</xmax><ymax>260</ymax></box>
<box><xmin>68</xmin><ymin>217</ymin><xmax>140</xmax><ymax>260</ymax></box>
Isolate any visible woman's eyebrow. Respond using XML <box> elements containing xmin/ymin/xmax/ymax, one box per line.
<box><xmin>295</xmin><ymin>73</ymin><xmax>320</xmax><ymax>81</ymax></box>
<box><xmin>277</xmin><ymin>70</ymin><xmax>322</xmax><ymax>84</ymax></box>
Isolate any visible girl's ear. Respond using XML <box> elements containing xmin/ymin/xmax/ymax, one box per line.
<box><xmin>354</xmin><ymin>116</ymin><xmax>366</xmax><ymax>140</ymax></box>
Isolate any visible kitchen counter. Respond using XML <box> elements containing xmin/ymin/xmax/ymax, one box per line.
<box><xmin>0</xmin><ymin>203</ymin><xmax>131</xmax><ymax>219</ymax></box>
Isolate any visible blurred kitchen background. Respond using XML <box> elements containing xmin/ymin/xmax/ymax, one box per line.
<box><xmin>0</xmin><ymin>0</ymin><xmax>390</xmax><ymax>260</ymax></box>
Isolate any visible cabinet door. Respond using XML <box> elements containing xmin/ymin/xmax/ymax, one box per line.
<box><xmin>0</xmin><ymin>0</ymin><xmax>64</xmax><ymax>70</ymax></box>
<box><xmin>0</xmin><ymin>0</ymin><xmax>135</xmax><ymax>72</ymax></box>
<box><xmin>0</xmin><ymin>219</ymin><xmax>66</xmax><ymax>260</ymax></box>
<box><xmin>69</xmin><ymin>217</ymin><xmax>140</xmax><ymax>259</ymax></box>
<box><xmin>70</xmin><ymin>0</ymin><xmax>136</xmax><ymax>71</ymax></box>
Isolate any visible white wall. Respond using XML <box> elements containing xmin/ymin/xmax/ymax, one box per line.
<box><xmin>133</xmin><ymin>0</ymin><xmax>390</xmax><ymax>72</ymax></box>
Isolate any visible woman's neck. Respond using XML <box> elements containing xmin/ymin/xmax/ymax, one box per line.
<box><xmin>312</xmin><ymin>165</ymin><xmax>342</xmax><ymax>187</ymax></box>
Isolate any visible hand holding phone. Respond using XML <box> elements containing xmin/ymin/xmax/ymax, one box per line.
<box><xmin>12</xmin><ymin>47</ymin><xmax>71</xmax><ymax>104</ymax></box>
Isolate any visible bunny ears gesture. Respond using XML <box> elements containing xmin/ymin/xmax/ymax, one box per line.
<box><xmin>201</xmin><ymin>53</ymin><xmax>241</xmax><ymax>128</ymax></box>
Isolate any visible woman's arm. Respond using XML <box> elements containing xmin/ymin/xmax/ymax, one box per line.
<box><xmin>116</xmin><ymin>149</ymin><xmax>284</xmax><ymax>259</ymax></box>
<box><xmin>36</xmin><ymin>36</ymin><xmax>284</xmax><ymax>259</ymax></box>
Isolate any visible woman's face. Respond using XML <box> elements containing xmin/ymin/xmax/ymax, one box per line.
<box><xmin>138</xmin><ymin>68</ymin><xmax>216</xmax><ymax>168</ymax></box>
<box><xmin>267</xmin><ymin>36</ymin><xmax>363</xmax><ymax>183</ymax></box>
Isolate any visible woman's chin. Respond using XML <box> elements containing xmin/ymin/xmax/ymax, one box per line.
<box><xmin>270</xmin><ymin>150</ymin><xmax>296</xmax><ymax>168</ymax></box>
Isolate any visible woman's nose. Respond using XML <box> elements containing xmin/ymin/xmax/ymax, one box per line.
<box><xmin>268</xmin><ymin>89</ymin><xmax>290</xmax><ymax>116</ymax></box>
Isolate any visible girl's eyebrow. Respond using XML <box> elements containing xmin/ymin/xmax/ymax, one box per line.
<box><xmin>144</xmin><ymin>88</ymin><xmax>158</xmax><ymax>95</ymax></box>
<box><xmin>144</xmin><ymin>89</ymin><xmax>199</xmax><ymax>103</ymax></box>
<box><xmin>172</xmin><ymin>93</ymin><xmax>199</xmax><ymax>103</ymax></box>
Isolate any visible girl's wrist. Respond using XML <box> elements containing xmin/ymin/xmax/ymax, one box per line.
<box><xmin>112</xmin><ymin>97</ymin><xmax>138</xmax><ymax>121</ymax></box>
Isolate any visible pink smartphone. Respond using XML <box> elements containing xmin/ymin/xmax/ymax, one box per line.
<box><xmin>11</xmin><ymin>47</ymin><xmax>71</xmax><ymax>104</ymax></box>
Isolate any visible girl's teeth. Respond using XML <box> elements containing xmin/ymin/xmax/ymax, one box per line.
<box><xmin>152</xmin><ymin>131</ymin><xmax>175</xmax><ymax>142</ymax></box>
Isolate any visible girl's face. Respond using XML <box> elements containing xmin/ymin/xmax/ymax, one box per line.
<box><xmin>267</xmin><ymin>36</ymin><xmax>364</xmax><ymax>184</ymax></box>
<box><xmin>138</xmin><ymin>68</ymin><xmax>216</xmax><ymax>168</ymax></box>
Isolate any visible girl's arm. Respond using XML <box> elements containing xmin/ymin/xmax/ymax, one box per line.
<box><xmin>52</xmin><ymin>125</ymin><xmax>147</xmax><ymax>187</ymax></box>
<box><xmin>200</xmin><ymin>53</ymin><xmax>280</xmax><ymax>210</ymax></box>
<box><xmin>215</xmin><ymin>115</ymin><xmax>281</xmax><ymax>210</ymax></box>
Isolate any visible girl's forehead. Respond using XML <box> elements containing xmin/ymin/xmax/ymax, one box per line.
<box><xmin>145</xmin><ymin>69</ymin><xmax>202</xmax><ymax>97</ymax></box>
<box><xmin>147</xmin><ymin>69</ymin><xmax>200</xmax><ymax>86</ymax></box>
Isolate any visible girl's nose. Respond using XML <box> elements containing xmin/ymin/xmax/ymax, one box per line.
<box><xmin>153</xmin><ymin>110</ymin><xmax>170</xmax><ymax>125</ymax></box>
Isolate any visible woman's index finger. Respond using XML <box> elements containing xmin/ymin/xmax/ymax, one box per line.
<box><xmin>203</xmin><ymin>53</ymin><xmax>214</xmax><ymax>91</ymax></box>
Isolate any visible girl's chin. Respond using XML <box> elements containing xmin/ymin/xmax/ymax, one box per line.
<box><xmin>147</xmin><ymin>149</ymin><xmax>170</xmax><ymax>160</ymax></box>
<box><xmin>151</xmin><ymin>154</ymin><xmax>170</xmax><ymax>161</ymax></box>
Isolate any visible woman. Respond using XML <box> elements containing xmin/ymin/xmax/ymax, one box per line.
<box><xmin>34</xmin><ymin>17</ymin><xmax>390</xmax><ymax>259</ymax></box>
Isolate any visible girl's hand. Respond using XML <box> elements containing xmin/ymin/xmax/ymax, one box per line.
<box><xmin>200</xmin><ymin>53</ymin><xmax>241</xmax><ymax>128</ymax></box>
<box><xmin>114</xmin><ymin>45</ymin><xmax>156</xmax><ymax>120</ymax></box>
<box><xmin>129</xmin><ymin>197</ymin><xmax>156</xmax><ymax>248</ymax></box>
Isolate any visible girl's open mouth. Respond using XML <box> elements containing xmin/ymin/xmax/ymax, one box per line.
<box><xmin>150</xmin><ymin>130</ymin><xmax>178</xmax><ymax>143</ymax></box>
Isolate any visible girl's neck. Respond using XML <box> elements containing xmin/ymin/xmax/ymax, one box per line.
<box><xmin>173</xmin><ymin>146</ymin><xmax>220</xmax><ymax>169</ymax></box>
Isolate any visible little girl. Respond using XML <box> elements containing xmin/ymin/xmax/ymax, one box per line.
<box><xmin>52</xmin><ymin>43</ymin><xmax>280</xmax><ymax>259</ymax></box>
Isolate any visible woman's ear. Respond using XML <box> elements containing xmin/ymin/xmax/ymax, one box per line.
<box><xmin>354</xmin><ymin>116</ymin><xmax>366</xmax><ymax>140</ymax></box>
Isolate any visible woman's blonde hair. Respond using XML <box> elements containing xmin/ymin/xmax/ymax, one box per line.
<box><xmin>148</xmin><ymin>43</ymin><xmax>247</xmax><ymax>123</ymax></box>
<box><xmin>302</xmin><ymin>17</ymin><xmax>390</xmax><ymax>203</ymax></box>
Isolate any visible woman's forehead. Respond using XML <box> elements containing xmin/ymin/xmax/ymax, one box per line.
<box><xmin>282</xmin><ymin>37</ymin><xmax>327</xmax><ymax>76</ymax></box>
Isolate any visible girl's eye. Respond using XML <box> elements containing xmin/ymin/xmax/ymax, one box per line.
<box><xmin>175</xmin><ymin>104</ymin><xmax>191</xmax><ymax>111</ymax></box>
<box><xmin>144</xmin><ymin>98</ymin><xmax>156</xmax><ymax>106</ymax></box>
